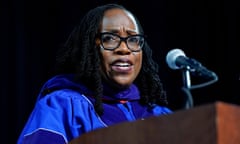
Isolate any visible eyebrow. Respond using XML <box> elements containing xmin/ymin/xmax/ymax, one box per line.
<box><xmin>101</xmin><ymin>29</ymin><xmax>139</xmax><ymax>35</ymax></box>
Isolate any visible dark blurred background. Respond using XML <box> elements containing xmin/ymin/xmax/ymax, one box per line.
<box><xmin>1</xmin><ymin>0</ymin><xmax>239</xmax><ymax>143</ymax></box>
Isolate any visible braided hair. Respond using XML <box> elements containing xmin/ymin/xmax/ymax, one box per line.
<box><xmin>54</xmin><ymin>3</ymin><xmax>168</xmax><ymax>115</ymax></box>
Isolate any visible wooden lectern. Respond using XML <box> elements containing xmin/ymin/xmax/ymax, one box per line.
<box><xmin>69</xmin><ymin>101</ymin><xmax>240</xmax><ymax>144</ymax></box>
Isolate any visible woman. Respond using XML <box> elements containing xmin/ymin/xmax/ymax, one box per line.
<box><xmin>17</xmin><ymin>3</ymin><xmax>172</xmax><ymax>144</ymax></box>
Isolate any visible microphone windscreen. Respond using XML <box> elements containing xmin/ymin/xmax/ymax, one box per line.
<box><xmin>166</xmin><ymin>48</ymin><xmax>186</xmax><ymax>70</ymax></box>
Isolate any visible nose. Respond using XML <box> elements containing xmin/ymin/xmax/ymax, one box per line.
<box><xmin>114</xmin><ymin>41</ymin><xmax>131</xmax><ymax>55</ymax></box>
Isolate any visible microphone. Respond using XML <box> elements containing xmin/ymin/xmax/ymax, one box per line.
<box><xmin>166</xmin><ymin>48</ymin><xmax>217</xmax><ymax>79</ymax></box>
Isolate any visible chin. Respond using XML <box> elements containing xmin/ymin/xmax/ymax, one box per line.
<box><xmin>109</xmin><ymin>81</ymin><xmax>132</xmax><ymax>90</ymax></box>
<box><xmin>102</xmin><ymin>75</ymin><xmax>132</xmax><ymax>89</ymax></box>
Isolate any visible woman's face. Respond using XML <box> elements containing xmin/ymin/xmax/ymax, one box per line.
<box><xmin>97</xmin><ymin>8</ymin><xmax>143</xmax><ymax>88</ymax></box>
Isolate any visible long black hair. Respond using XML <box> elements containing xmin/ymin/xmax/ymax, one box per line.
<box><xmin>54</xmin><ymin>3</ymin><xmax>168</xmax><ymax>115</ymax></box>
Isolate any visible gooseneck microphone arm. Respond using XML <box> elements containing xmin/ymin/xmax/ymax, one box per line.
<box><xmin>181</xmin><ymin>66</ymin><xmax>193</xmax><ymax>108</ymax></box>
<box><xmin>182</xmin><ymin>66</ymin><xmax>191</xmax><ymax>89</ymax></box>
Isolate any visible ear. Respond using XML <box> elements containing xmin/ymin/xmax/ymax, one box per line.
<box><xmin>95</xmin><ymin>37</ymin><xmax>101</xmax><ymax>46</ymax></box>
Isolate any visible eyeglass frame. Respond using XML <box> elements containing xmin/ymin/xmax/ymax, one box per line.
<box><xmin>98</xmin><ymin>32</ymin><xmax>145</xmax><ymax>52</ymax></box>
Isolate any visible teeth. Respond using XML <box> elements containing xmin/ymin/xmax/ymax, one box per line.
<box><xmin>114</xmin><ymin>62</ymin><xmax>130</xmax><ymax>67</ymax></box>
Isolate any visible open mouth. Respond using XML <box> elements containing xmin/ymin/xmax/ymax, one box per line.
<box><xmin>111</xmin><ymin>62</ymin><xmax>133</xmax><ymax>72</ymax></box>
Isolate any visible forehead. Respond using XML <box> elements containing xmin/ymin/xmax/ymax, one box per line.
<box><xmin>101</xmin><ymin>8</ymin><xmax>139</xmax><ymax>33</ymax></box>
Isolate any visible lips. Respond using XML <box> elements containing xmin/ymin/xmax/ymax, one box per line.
<box><xmin>111</xmin><ymin>59</ymin><xmax>133</xmax><ymax>73</ymax></box>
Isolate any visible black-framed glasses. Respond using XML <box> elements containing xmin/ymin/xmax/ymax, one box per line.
<box><xmin>99</xmin><ymin>32</ymin><xmax>145</xmax><ymax>52</ymax></box>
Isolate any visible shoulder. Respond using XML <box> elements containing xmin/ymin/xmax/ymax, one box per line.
<box><xmin>17</xmin><ymin>89</ymin><xmax>97</xmax><ymax>143</ymax></box>
<box><xmin>36</xmin><ymin>89</ymin><xmax>94</xmax><ymax>111</ymax></box>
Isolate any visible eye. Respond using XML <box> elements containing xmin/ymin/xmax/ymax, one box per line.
<box><xmin>128</xmin><ymin>36</ymin><xmax>140</xmax><ymax>43</ymax></box>
<box><xmin>128</xmin><ymin>36</ymin><xmax>144</xmax><ymax>45</ymax></box>
<box><xmin>102</xmin><ymin>34</ymin><xmax>117</xmax><ymax>43</ymax></box>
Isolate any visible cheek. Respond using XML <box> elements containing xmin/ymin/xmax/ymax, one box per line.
<box><xmin>134</xmin><ymin>53</ymin><xmax>143</xmax><ymax>71</ymax></box>
<box><xmin>100</xmin><ymin>50</ymin><xmax>111</xmax><ymax>72</ymax></box>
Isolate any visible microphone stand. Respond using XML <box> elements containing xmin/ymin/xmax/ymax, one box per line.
<box><xmin>181</xmin><ymin>66</ymin><xmax>194</xmax><ymax>109</ymax></box>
